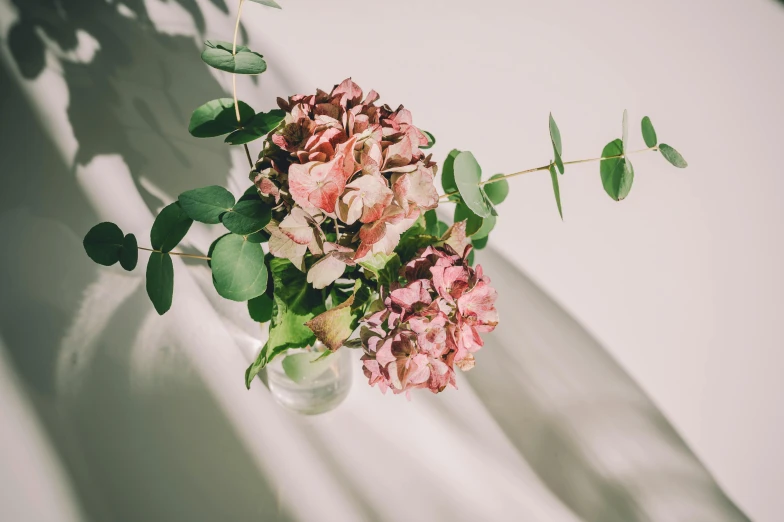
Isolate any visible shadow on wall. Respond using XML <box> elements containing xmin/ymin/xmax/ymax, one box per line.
<box><xmin>0</xmin><ymin>0</ymin><xmax>291</xmax><ymax>520</ymax></box>
<box><xmin>0</xmin><ymin>1</ymin><xmax>751</xmax><ymax>521</ymax></box>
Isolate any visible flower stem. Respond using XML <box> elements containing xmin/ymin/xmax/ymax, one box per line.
<box><xmin>138</xmin><ymin>246</ymin><xmax>211</xmax><ymax>261</ymax></box>
<box><xmin>439</xmin><ymin>146</ymin><xmax>658</xmax><ymax>201</ymax></box>
<box><xmin>232</xmin><ymin>0</ymin><xmax>254</xmax><ymax>168</ymax></box>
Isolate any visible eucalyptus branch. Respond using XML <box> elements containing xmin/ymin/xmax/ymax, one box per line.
<box><xmin>138</xmin><ymin>246</ymin><xmax>211</xmax><ymax>261</ymax></box>
<box><xmin>231</xmin><ymin>0</ymin><xmax>254</xmax><ymax>168</ymax></box>
<box><xmin>439</xmin><ymin>146</ymin><xmax>659</xmax><ymax>201</ymax></box>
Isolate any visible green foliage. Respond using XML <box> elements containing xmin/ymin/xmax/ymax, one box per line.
<box><xmin>249</xmin><ymin>0</ymin><xmax>282</xmax><ymax>8</ymax></box>
<box><xmin>120</xmin><ymin>234</ymin><xmax>138</xmax><ymax>271</ymax></box>
<box><xmin>641</xmin><ymin>116</ymin><xmax>657</xmax><ymax>147</ymax></box>
<box><xmin>201</xmin><ymin>40</ymin><xmax>267</xmax><ymax>75</ymax></box>
<box><xmin>441</xmin><ymin>149</ymin><xmax>461</xmax><ymax>196</ymax></box>
<box><xmin>454</xmin><ymin>151</ymin><xmax>493</xmax><ymax>218</ymax></box>
<box><xmin>178</xmin><ymin>185</ymin><xmax>236</xmax><ymax>224</ymax></box>
<box><xmin>220</xmin><ymin>199</ymin><xmax>272</xmax><ymax>235</ymax></box>
<box><xmin>211</xmin><ymin>234</ymin><xmax>268</xmax><ymax>301</ymax></box>
<box><xmin>245</xmin><ymin>230</ymin><xmax>269</xmax><ymax>243</ymax></box>
<box><xmin>600</xmin><ymin>139</ymin><xmax>634</xmax><ymax>201</ymax></box>
<box><xmin>622</xmin><ymin>109</ymin><xmax>629</xmax><ymax>153</ymax></box>
<box><xmin>659</xmin><ymin>144</ymin><xmax>688</xmax><ymax>168</ymax></box>
<box><xmin>245</xmin><ymin>346</ymin><xmax>266</xmax><ymax>389</ymax></box>
<box><xmin>225</xmin><ymin>110</ymin><xmax>285</xmax><ymax>145</ymax></box>
<box><xmin>471</xmin><ymin>235</ymin><xmax>489</xmax><ymax>250</ymax></box>
<box><xmin>248</xmin><ymin>293</ymin><xmax>273</xmax><ymax>323</ymax></box>
<box><xmin>83</xmin><ymin>222</ymin><xmax>124</xmax><ymax>266</ymax></box>
<box><xmin>454</xmin><ymin>203</ymin><xmax>484</xmax><ymax>236</ymax></box>
<box><xmin>359</xmin><ymin>252</ymin><xmax>401</xmax><ymax>287</ymax></box>
<box><xmin>282</xmin><ymin>351</ymin><xmax>333</xmax><ymax>384</ymax></box>
<box><xmin>150</xmin><ymin>202</ymin><xmax>193</xmax><ymax>253</ymax></box>
<box><xmin>188</xmin><ymin>98</ymin><xmax>254</xmax><ymax>138</ymax></box>
<box><xmin>421</xmin><ymin>130</ymin><xmax>436</xmax><ymax>150</ymax></box>
<box><xmin>483</xmin><ymin>174</ymin><xmax>509</xmax><ymax>205</ymax></box>
<box><xmin>146</xmin><ymin>251</ymin><xmax>174</xmax><ymax>315</ymax></box>
<box><xmin>265</xmin><ymin>258</ymin><xmax>326</xmax><ymax>362</ymax></box>
<box><xmin>549</xmin><ymin>164</ymin><xmax>563</xmax><ymax>219</ymax></box>
<box><xmin>472</xmin><ymin>213</ymin><xmax>496</xmax><ymax>240</ymax></box>
<box><xmin>424</xmin><ymin>209</ymin><xmax>439</xmax><ymax>235</ymax></box>
<box><xmin>549</xmin><ymin>113</ymin><xmax>564</xmax><ymax>174</ymax></box>
<box><xmin>395</xmin><ymin>220</ymin><xmax>438</xmax><ymax>261</ymax></box>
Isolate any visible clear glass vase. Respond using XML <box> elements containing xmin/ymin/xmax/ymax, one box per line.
<box><xmin>265</xmin><ymin>342</ymin><xmax>353</xmax><ymax>415</ymax></box>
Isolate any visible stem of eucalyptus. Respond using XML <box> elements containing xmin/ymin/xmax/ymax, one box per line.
<box><xmin>232</xmin><ymin>0</ymin><xmax>254</xmax><ymax>168</ymax></box>
<box><xmin>439</xmin><ymin>146</ymin><xmax>659</xmax><ymax>201</ymax></box>
<box><xmin>138</xmin><ymin>246</ymin><xmax>211</xmax><ymax>261</ymax></box>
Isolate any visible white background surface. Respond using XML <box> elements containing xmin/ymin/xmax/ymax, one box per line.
<box><xmin>234</xmin><ymin>0</ymin><xmax>784</xmax><ymax>519</ymax></box>
<box><xmin>0</xmin><ymin>0</ymin><xmax>780</xmax><ymax>520</ymax></box>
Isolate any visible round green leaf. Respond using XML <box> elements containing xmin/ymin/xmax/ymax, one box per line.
<box><xmin>178</xmin><ymin>186</ymin><xmax>236</xmax><ymax>224</ymax></box>
<box><xmin>245</xmin><ymin>230</ymin><xmax>270</xmax><ymax>243</ymax></box>
<box><xmin>248</xmin><ymin>293</ymin><xmax>273</xmax><ymax>323</ymax></box>
<box><xmin>454</xmin><ymin>151</ymin><xmax>492</xmax><ymax>218</ymax></box>
<box><xmin>472</xmin><ymin>213</ymin><xmax>496</xmax><ymax>240</ymax></box>
<box><xmin>282</xmin><ymin>351</ymin><xmax>333</xmax><ymax>384</ymax></box>
<box><xmin>211</xmin><ymin>234</ymin><xmax>268</xmax><ymax>301</ymax></box>
<box><xmin>120</xmin><ymin>233</ymin><xmax>138</xmax><ymax>271</ymax></box>
<box><xmin>600</xmin><ymin>139</ymin><xmax>634</xmax><ymax>201</ymax></box>
<box><xmin>221</xmin><ymin>199</ymin><xmax>272</xmax><ymax>235</ymax></box>
<box><xmin>659</xmin><ymin>144</ymin><xmax>688</xmax><ymax>168</ymax></box>
<box><xmin>641</xmin><ymin>116</ymin><xmax>657</xmax><ymax>148</ymax></box>
<box><xmin>225</xmin><ymin>109</ymin><xmax>285</xmax><ymax>145</ymax></box>
<box><xmin>249</xmin><ymin>0</ymin><xmax>282</xmax><ymax>8</ymax></box>
<box><xmin>207</xmin><ymin>233</ymin><xmax>229</xmax><ymax>268</ymax></box>
<box><xmin>483</xmin><ymin>174</ymin><xmax>509</xmax><ymax>205</ymax></box>
<box><xmin>454</xmin><ymin>203</ymin><xmax>483</xmax><ymax>236</ymax></box>
<box><xmin>188</xmin><ymin>98</ymin><xmax>254</xmax><ymax>138</ymax></box>
<box><xmin>441</xmin><ymin>149</ymin><xmax>461</xmax><ymax>195</ymax></box>
<box><xmin>471</xmin><ymin>235</ymin><xmax>489</xmax><ymax>250</ymax></box>
<box><xmin>420</xmin><ymin>130</ymin><xmax>436</xmax><ymax>150</ymax></box>
<box><xmin>151</xmin><ymin>202</ymin><xmax>193</xmax><ymax>253</ymax></box>
<box><xmin>201</xmin><ymin>40</ymin><xmax>267</xmax><ymax>75</ymax></box>
<box><xmin>83</xmin><ymin>222</ymin><xmax>124</xmax><ymax>266</ymax></box>
<box><xmin>146</xmin><ymin>251</ymin><xmax>174</xmax><ymax>315</ymax></box>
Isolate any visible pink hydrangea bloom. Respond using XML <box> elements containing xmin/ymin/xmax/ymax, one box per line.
<box><xmin>252</xmin><ymin>78</ymin><xmax>439</xmax><ymax>287</ymax></box>
<box><xmin>360</xmin><ymin>245</ymin><xmax>498</xmax><ymax>396</ymax></box>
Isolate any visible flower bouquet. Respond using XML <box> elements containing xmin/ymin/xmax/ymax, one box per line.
<box><xmin>82</xmin><ymin>0</ymin><xmax>688</xmax><ymax>402</ymax></box>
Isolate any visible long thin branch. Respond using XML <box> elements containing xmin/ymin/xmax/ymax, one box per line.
<box><xmin>232</xmin><ymin>0</ymin><xmax>254</xmax><ymax>168</ymax></box>
<box><xmin>138</xmin><ymin>246</ymin><xmax>211</xmax><ymax>261</ymax></box>
<box><xmin>439</xmin><ymin>146</ymin><xmax>658</xmax><ymax>201</ymax></box>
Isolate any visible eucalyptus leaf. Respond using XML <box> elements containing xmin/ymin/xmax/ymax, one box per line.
<box><xmin>150</xmin><ymin>202</ymin><xmax>193</xmax><ymax>253</ymax></box>
<box><xmin>248</xmin><ymin>293</ymin><xmax>273</xmax><ymax>323</ymax></box>
<box><xmin>249</xmin><ymin>0</ymin><xmax>282</xmax><ymax>8</ymax></box>
<box><xmin>146</xmin><ymin>251</ymin><xmax>173</xmax><ymax>315</ymax></box>
<box><xmin>441</xmin><ymin>149</ymin><xmax>461</xmax><ymax>196</ymax></box>
<box><xmin>641</xmin><ymin>116</ymin><xmax>658</xmax><ymax>148</ymax></box>
<box><xmin>245</xmin><ymin>230</ymin><xmax>270</xmax><ymax>243</ymax></box>
<box><xmin>221</xmin><ymin>199</ymin><xmax>272</xmax><ymax>235</ymax></box>
<box><xmin>211</xmin><ymin>234</ymin><xmax>268</xmax><ymax>301</ymax></box>
<box><xmin>550</xmin><ymin>113</ymin><xmax>564</xmax><ymax>174</ymax></box>
<box><xmin>83</xmin><ymin>222</ymin><xmax>124</xmax><ymax>266</ymax></box>
<box><xmin>471</xmin><ymin>235</ymin><xmax>489</xmax><ymax>250</ymax></box>
<box><xmin>178</xmin><ymin>185</ymin><xmax>236</xmax><ymax>224</ymax></box>
<box><xmin>421</xmin><ymin>130</ymin><xmax>436</xmax><ymax>150</ymax></box>
<box><xmin>659</xmin><ymin>144</ymin><xmax>688</xmax><ymax>168</ymax></box>
<box><xmin>201</xmin><ymin>40</ymin><xmax>267</xmax><ymax>75</ymax></box>
<box><xmin>188</xmin><ymin>98</ymin><xmax>254</xmax><ymax>138</ymax></box>
<box><xmin>424</xmin><ymin>209</ymin><xmax>439</xmax><ymax>236</ymax></box>
<box><xmin>119</xmin><ymin>233</ymin><xmax>138</xmax><ymax>271</ymax></box>
<box><xmin>224</xmin><ymin>109</ymin><xmax>285</xmax><ymax>145</ymax></box>
<box><xmin>549</xmin><ymin>164</ymin><xmax>563</xmax><ymax>219</ymax></box>
<box><xmin>282</xmin><ymin>352</ymin><xmax>333</xmax><ymax>384</ymax></box>
<box><xmin>454</xmin><ymin>203</ymin><xmax>483</xmax><ymax>236</ymax></box>
<box><xmin>483</xmin><ymin>174</ymin><xmax>509</xmax><ymax>205</ymax></box>
<box><xmin>454</xmin><ymin>151</ymin><xmax>492</xmax><ymax>218</ymax></box>
<box><xmin>622</xmin><ymin>109</ymin><xmax>629</xmax><ymax>153</ymax></box>
<box><xmin>600</xmin><ymin>139</ymin><xmax>634</xmax><ymax>201</ymax></box>
<box><xmin>472</xmin><ymin>213</ymin><xmax>496</xmax><ymax>240</ymax></box>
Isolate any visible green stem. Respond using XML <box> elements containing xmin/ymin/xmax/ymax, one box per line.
<box><xmin>232</xmin><ymin>0</ymin><xmax>254</xmax><ymax>168</ymax></box>
<box><xmin>138</xmin><ymin>246</ymin><xmax>211</xmax><ymax>261</ymax></box>
<box><xmin>439</xmin><ymin>146</ymin><xmax>659</xmax><ymax>201</ymax></box>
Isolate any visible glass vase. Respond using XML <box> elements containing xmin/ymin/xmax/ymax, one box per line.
<box><xmin>266</xmin><ymin>342</ymin><xmax>353</xmax><ymax>415</ymax></box>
